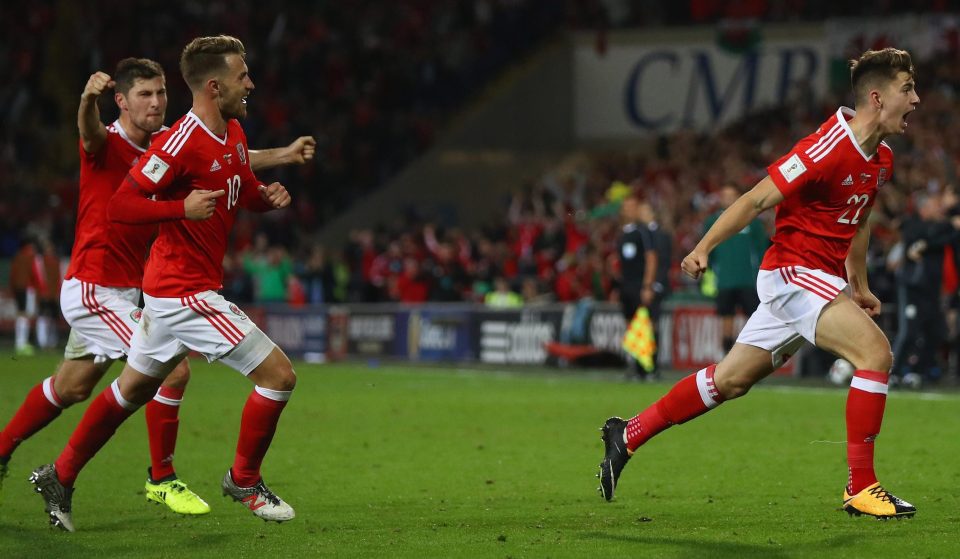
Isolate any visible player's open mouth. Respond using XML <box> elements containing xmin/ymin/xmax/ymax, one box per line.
<box><xmin>902</xmin><ymin>109</ymin><xmax>914</xmax><ymax>126</ymax></box>
<box><xmin>241</xmin><ymin>96</ymin><xmax>247</xmax><ymax>105</ymax></box>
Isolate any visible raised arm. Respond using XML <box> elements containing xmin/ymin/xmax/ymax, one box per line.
<box><xmin>248</xmin><ymin>136</ymin><xmax>316</xmax><ymax>171</ymax></box>
<box><xmin>78</xmin><ymin>72</ymin><xmax>113</xmax><ymax>154</ymax></box>
<box><xmin>682</xmin><ymin>176</ymin><xmax>784</xmax><ymax>279</ymax></box>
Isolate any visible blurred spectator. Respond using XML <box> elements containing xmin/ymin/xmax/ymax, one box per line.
<box><xmin>485</xmin><ymin>276</ymin><xmax>523</xmax><ymax>308</ymax></box>
<box><xmin>396</xmin><ymin>257</ymin><xmax>429</xmax><ymax>303</ymax></box>
<box><xmin>35</xmin><ymin>236</ymin><xmax>61</xmax><ymax>349</ymax></box>
<box><xmin>703</xmin><ymin>184</ymin><xmax>768</xmax><ymax>353</ymax></box>
<box><xmin>890</xmin><ymin>192</ymin><xmax>960</xmax><ymax>387</ymax></box>
<box><xmin>297</xmin><ymin>244</ymin><xmax>337</xmax><ymax>304</ymax></box>
<box><xmin>243</xmin><ymin>234</ymin><xmax>293</xmax><ymax>303</ymax></box>
<box><xmin>10</xmin><ymin>238</ymin><xmax>37</xmax><ymax>356</ymax></box>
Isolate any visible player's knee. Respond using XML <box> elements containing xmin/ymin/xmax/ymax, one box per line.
<box><xmin>275</xmin><ymin>364</ymin><xmax>297</xmax><ymax>392</ymax></box>
<box><xmin>850</xmin><ymin>339</ymin><xmax>893</xmax><ymax>372</ymax></box>
<box><xmin>56</xmin><ymin>382</ymin><xmax>95</xmax><ymax>405</ymax></box>
<box><xmin>162</xmin><ymin>360</ymin><xmax>191</xmax><ymax>389</ymax></box>
<box><xmin>716</xmin><ymin>375</ymin><xmax>752</xmax><ymax>400</ymax></box>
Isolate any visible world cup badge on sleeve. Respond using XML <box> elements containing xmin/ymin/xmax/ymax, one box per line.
<box><xmin>236</xmin><ymin>143</ymin><xmax>246</xmax><ymax>165</ymax></box>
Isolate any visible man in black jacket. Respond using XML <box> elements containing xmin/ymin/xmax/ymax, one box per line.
<box><xmin>890</xmin><ymin>192</ymin><xmax>960</xmax><ymax>386</ymax></box>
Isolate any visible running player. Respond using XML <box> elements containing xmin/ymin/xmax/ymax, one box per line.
<box><xmin>29</xmin><ymin>35</ymin><xmax>299</xmax><ymax>531</ymax></box>
<box><xmin>598</xmin><ymin>48</ymin><xmax>920</xmax><ymax>519</ymax></box>
<box><xmin>0</xmin><ymin>57</ymin><xmax>314</xmax><ymax>516</ymax></box>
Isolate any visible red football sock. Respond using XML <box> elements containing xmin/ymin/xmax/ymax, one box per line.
<box><xmin>231</xmin><ymin>388</ymin><xmax>290</xmax><ymax>487</ymax></box>
<box><xmin>55</xmin><ymin>381</ymin><xmax>137</xmax><ymax>487</ymax></box>
<box><xmin>626</xmin><ymin>364</ymin><xmax>724</xmax><ymax>451</ymax></box>
<box><xmin>0</xmin><ymin>376</ymin><xmax>64</xmax><ymax>458</ymax></box>
<box><xmin>145</xmin><ymin>386</ymin><xmax>184</xmax><ymax>481</ymax></box>
<box><xmin>846</xmin><ymin>369</ymin><xmax>888</xmax><ymax>494</ymax></box>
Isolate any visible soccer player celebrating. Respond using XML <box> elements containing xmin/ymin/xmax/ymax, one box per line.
<box><xmin>598</xmin><ymin>48</ymin><xmax>920</xmax><ymax>520</ymax></box>
<box><xmin>0</xmin><ymin>58</ymin><xmax>313</xmax><ymax>520</ymax></box>
<box><xmin>28</xmin><ymin>35</ymin><xmax>299</xmax><ymax>531</ymax></box>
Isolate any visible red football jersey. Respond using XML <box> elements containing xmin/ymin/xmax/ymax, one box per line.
<box><xmin>65</xmin><ymin>121</ymin><xmax>163</xmax><ymax>287</ymax></box>
<box><xmin>761</xmin><ymin>107</ymin><xmax>893</xmax><ymax>277</ymax></box>
<box><xmin>126</xmin><ymin>111</ymin><xmax>270</xmax><ymax>297</ymax></box>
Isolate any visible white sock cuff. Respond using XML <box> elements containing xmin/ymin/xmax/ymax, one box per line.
<box><xmin>850</xmin><ymin>371</ymin><xmax>889</xmax><ymax>395</ymax></box>
<box><xmin>695</xmin><ymin>366</ymin><xmax>722</xmax><ymax>408</ymax></box>
<box><xmin>110</xmin><ymin>379</ymin><xmax>139</xmax><ymax>411</ymax></box>
<box><xmin>255</xmin><ymin>385</ymin><xmax>292</xmax><ymax>402</ymax></box>
<box><xmin>152</xmin><ymin>393</ymin><xmax>182</xmax><ymax>406</ymax></box>
<box><xmin>42</xmin><ymin>376</ymin><xmax>64</xmax><ymax>409</ymax></box>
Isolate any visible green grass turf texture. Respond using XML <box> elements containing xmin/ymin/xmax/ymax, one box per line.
<box><xmin>1</xmin><ymin>353</ymin><xmax>959</xmax><ymax>558</ymax></box>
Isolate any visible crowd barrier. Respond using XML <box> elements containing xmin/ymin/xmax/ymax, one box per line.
<box><xmin>247</xmin><ymin>301</ymin><xmax>817</xmax><ymax>375</ymax></box>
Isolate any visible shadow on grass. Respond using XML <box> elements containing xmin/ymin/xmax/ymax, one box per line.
<box><xmin>582</xmin><ymin>531</ymin><xmax>793</xmax><ymax>558</ymax></box>
<box><xmin>0</xmin><ymin>517</ymin><xmax>231</xmax><ymax>558</ymax></box>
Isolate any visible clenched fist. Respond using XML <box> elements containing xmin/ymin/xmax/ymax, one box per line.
<box><xmin>82</xmin><ymin>72</ymin><xmax>115</xmax><ymax>101</ymax></box>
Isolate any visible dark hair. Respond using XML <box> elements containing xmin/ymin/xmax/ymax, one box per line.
<box><xmin>114</xmin><ymin>58</ymin><xmax>164</xmax><ymax>95</ymax></box>
<box><xmin>849</xmin><ymin>48</ymin><xmax>915</xmax><ymax>104</ymax></box>
<box><xmin>179</xmin><ymin>35</ymin><xmax>246</xmax><ymax>91</ymax></box>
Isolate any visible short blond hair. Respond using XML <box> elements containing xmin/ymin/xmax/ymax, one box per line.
<box><xmin>179</xmin><ymin>35</ymin><xmax>246</xmax><ymax>91</ymax></box>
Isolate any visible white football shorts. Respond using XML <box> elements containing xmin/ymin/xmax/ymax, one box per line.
<box><xmin>60</xmin><ymin>277</ymin><xmax>141</xmax><ymax>361</ymax></box>
<box><xmin>127</xmin><ymin>290</ymin><xmax>275</xmax><ymax>378</ymax></box>
<box><xmin>737</xmin><ymin>266</ymin><xmax>849</xmax><ymax>367</ymax></box>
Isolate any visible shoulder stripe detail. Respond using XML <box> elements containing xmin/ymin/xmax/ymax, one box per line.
<box><xmin>162</xmin><ymin>119</ymin><xmax>198</xmax><ymax>157</ymax></box>
<box><xmin>811</xmin><ymin>133</ymin><xmax>846</xmax><ymax>163</ymax></box>
<box><xmin>161</xmin><ymin>122</ymin><xmax>187</xmax><ymax>152</ymax></box>
<box><xmin>806</xmin><ymin>124</ymin><xmax>843</xmax><ymax>161</ymax></box>
<box><xmin>168</xmin><ymin>120</ymin><xmax>198</xmax><ymax>156</ymax></box>
<box><xmin>804</xmin><ymin>122</ymin><xmax>841</xmax><ymax>158</ymax></box>
<box><xmin>165</xmin><ymin>119</ymin><xmax>198</xmax><ymax>156</ymax></box>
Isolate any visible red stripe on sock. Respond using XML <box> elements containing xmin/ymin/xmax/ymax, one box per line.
<box><xmin>625</xmin><ymin>366</ymin><xmax>722</xmax><ymax>451</ymax></box>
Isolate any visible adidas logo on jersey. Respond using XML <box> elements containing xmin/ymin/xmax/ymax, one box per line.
<box><xmin>210</xmin><ymin>159</ymin><xmax>222</xmax><ymax>172</ymax></box>
<box><xmin>841</xmin><ymin>174</ymin><xmax>854</xmax><ymax>186</ymax></box>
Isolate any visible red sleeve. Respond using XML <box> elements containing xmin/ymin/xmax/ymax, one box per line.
<box><xmin>78</xmin><ymin>138</ymin><xmax>106</xmax><ymax>166</ymax></box>
<box><xmin>766</xmin><ymin>139</ymin><xmax>821</xmax><ymax>199</ymax></box>
<box><xmin>108</xmin><ymin>174</ymin><xmax>185</xmax><ymax>224</ymax></box>
<box><xmin>235</xmin><ymin>132</ymin><xmax>273</xmax><ymax>212</ymax></box>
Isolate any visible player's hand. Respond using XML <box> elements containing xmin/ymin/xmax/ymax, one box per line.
<box><xmin>641</xmin><ymin>286</ymin><xmax>654</xmax><ymax>307</ymax></box>
<box><xmin>284</xmin><ymin>136</ymin><xmax>316</xmax><ymax>165</ymax></box>
<box><xmin>853</xmin><ymin>289</ymin><xmax>882</xmax><ymax>318</ymax></box>
<box><xmin>184</xmin><ymin>189</ymin><xmax>225</xmax><ymax>220</ymax></box>
<box><xmin>259</xmin><ymin>182</ymin><xmax>291</xmax><ymax>209</ymax></box>
<box><xmin>82</xmin><ymin>72</ymin><xmax>115</xmax><ymax>100</ymax></box>
<box><xmin>681</xmin><ymin>249</ymin><xmax>709</xmax><ymax>280</ymax></box>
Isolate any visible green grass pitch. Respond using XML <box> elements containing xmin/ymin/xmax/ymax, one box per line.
<box><xmin>1</xmin><ymin>353</ymin><xmax>959</xmax><ymax>558</ymax></box>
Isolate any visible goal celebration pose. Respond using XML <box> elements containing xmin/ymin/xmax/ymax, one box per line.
<box><xmin>28</xmin><ymin>35</ymin><xmax>302</xmax><ymax>531</ymax></box>
<box><xmin>598</xmin><ymin>48</ymin><xmax>920</xmax><ymax>519</ymax></box>
<box><xmin>0</xmin><ymin>58</ymin><xmax>312</xmax><ymax>517</ymax></box>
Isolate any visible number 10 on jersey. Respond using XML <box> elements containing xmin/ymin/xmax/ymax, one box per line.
<box><xmin>226</xmin><ymin>175</ymin><xmax>241</xmax><ymax>210</ymax></box>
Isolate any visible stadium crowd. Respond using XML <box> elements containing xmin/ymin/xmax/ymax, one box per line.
<box><xmin>5</xmin><ymin>3</ymin><xmax>960</xmax><ymax>382</ymax></box>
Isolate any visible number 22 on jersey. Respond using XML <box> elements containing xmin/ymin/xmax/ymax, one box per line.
<box><xmin>837</xmin><ymin>194</ymin><xmax>869</xmax><ymax>225</ymax></box>
<box><xmin>225</xmin><ymin>175</ymin><xmax>241</xmax><ymax>210</ymax></box>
